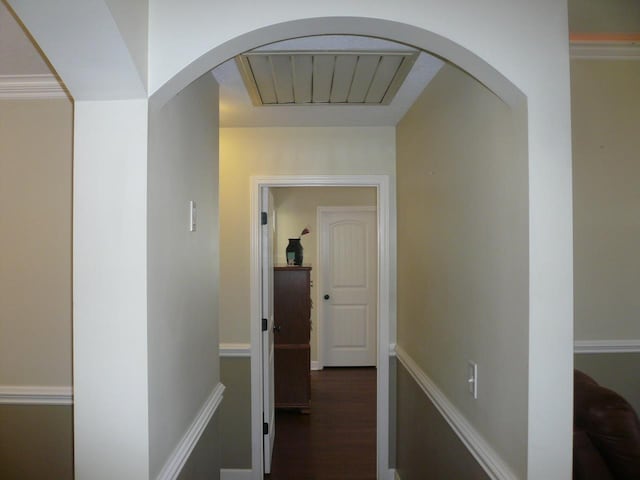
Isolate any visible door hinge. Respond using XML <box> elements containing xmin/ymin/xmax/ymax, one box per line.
<box><xmin>261</xmin><ymin>211</ymin><xmax>268</xmax><ymax>225</ymax></box>
<box><xmin>262</xmin><ymin>318</ymin><xmax>268</xmax><ymax>331</ymax></box>
<box><xmin>263</xmin><ymin>422</ymin><xmax>269</xmax><ymax>435</ymax></box>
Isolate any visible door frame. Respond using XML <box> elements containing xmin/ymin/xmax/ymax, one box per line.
<box><xmin>317</xmin><ymin>206</ymin><xmax>378</xmax><ymax>369</ymax></box>
<box><xmin>250</xmin><ymin>175</ymin><xmax>393</xmax><ymax>479</ymax></box>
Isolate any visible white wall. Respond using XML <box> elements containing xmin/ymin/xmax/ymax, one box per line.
<box><xmin>220</xmin><ymin>127</ymin><xmax>395</xmax><ymax>345</ymax></box>
<box><xmin>147</xmin><ymin>73</ymin><xmax>220</xmax><ymax>478</ymax></box>
<box><xmin>572</xmin><ymin>59</ymin><xmax>640</xmax><ymax>341</ymax></box>
<box><xmin>11</xmin><ymin>1</ymin><xmax>574</xmax><ymax>477</ymax></box>
<box><xmin>73</xmin><ymin>98</ymin><xmax>150</xmax><ymax>479</ymax></box>
<box><xmin>397</xmin><ymin>63</ymin><xmax>528</xmax><ymax>477</ymax></box>
<box><xmin>0</xmin><ymin>99</ymin><xmax>73</xmax><ymax>388</ymax></box>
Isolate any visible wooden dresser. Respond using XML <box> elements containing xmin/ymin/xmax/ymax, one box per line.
<box><xmin>273</xmin><ymin>266</ymin><xmax>312</xmax><ymax>411</ymax></box>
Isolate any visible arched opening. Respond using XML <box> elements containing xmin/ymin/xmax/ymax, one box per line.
<box><xmin>147</xmin><ymin>18</ymin><xmax>529</xmax><ymax>478</ymax></box>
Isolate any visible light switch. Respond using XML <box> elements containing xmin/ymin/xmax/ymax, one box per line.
<box><xmin>190</xmin><ymin>201</ymin><xmax>197</xmax><ymax>232</ymax></box>
<box><xmin>467</xmin><ymin>361</ymin><xmax>478</xmax><ymax>399</ymax></box>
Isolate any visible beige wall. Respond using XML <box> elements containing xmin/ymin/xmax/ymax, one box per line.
<box><xmin>396</xmin><ymin>63</ymin><xmax>528</xmax><ymax>477</ymax></box>
<box><xmin>147</xmin><ymin>74</ymin><xmax>220</xmax><ymax>477</ymax></box>
<box><xmin>0</xmin><ymin>98</ymin><xmax>73</xmax><ymax>387</ymax></box>
<box><xmin>568</xmin><ymin>0</ymin><xmax>640</xmax><ymax>34</ymax></box>
<box><xmin>572</xmin><ymin>59</ymin><xmax>640</xmax><ymax>340</ymax></box>
<box><xmin>272</xmin><ymin>187</ymin><xmax>376</xmax><ymax>361</ymax></box>
<box><xmin>219</xmin><ymin>127</ymin><xmax>395</xmax><ymax>345</ymax></box>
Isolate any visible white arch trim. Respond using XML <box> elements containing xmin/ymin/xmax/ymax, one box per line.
<box><xmin>150</xmin><ymin>17</ymin><xmax>525</xmax><ymax>112</ymax></box>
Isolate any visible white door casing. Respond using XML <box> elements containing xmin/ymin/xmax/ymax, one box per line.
<box><xmin>319</xmin><ymin>207</ymin><xmax>377</xmax><ymax>367</ymax></box>
<box><xmin>250</xmin><ymin>175</ymin><xmax>392</xmax><ymax>479</ymax></box>
<box><xmin>261</xmin><ymin>188</ymin><xmax>275</xmax><ymax>474</ymax></box>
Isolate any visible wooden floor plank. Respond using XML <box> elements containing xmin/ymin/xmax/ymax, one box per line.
<box><xmin>266</xmin><ymin>367</ymin><xmax>377</xmax><ymax>479</ymax></box>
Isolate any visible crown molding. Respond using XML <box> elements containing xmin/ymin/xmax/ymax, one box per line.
<box><xmin>570</xmin><ymin>41</ymin><xmax>640</xmax><ymax>60</ymax></box>
<box><xmin>0</xmin><ymin>74</ymin><xmax>68</xmax><ymax>99</ymax></box>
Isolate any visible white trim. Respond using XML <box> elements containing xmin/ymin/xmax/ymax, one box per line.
<box><xmin>310</xmin><ymin>360</ymin><xmax>323</xmax><ymax>371</ymax></box>
<box><xmin>395</xmin><ymin>345</ymin><xmax>517</xmax><ymax>480</ymax></box>
<box><xmin>250</xmin><ymin>175</ymin><xmax>392</xmax><ymax>480</ymax></box>
<box><xmin>574</xmin><ymin>340</ymin><xmax>640</xmax><ymax>354</ymax></box>
<box><xmin>155</xmin><ymin>382</ymin><xmax>225</xmax><ymax>480</ymax></box>
<box><xmin>394</xmin><ymin>469</ymin><xmax>401</xmax><ymax>480</ymax></box>
<box><xmin>389</xmin><ymin>343</ymin><xmax>397</xmax><ymax>356</ymax></box>
<box><xmin>317</xmin><ymin>206</ymin><xmax>377</xmax><ymax>369</ymax></box>
<box><xmin>0</xmin><ymin>385</ymin><xmax>73</xmax><ymax>405</ymax></box>
<box><xmin>570</xmin><ymin>41</ymin><xmax>640</xmax><ymax>60</ymax></box>
<box><xmin>0</xmin><ymin>74</ymin><xmax>68</xmax><ymax>99</ymax></box>
<box><xmin>220</xmin><ymin>469</ymin><xmax>253</xmax><ymax>480</ymax></box>
<box><xmin>220</xmin><ymin>343</ymin><xmax>252</xmax><ymax>357</ymax></box>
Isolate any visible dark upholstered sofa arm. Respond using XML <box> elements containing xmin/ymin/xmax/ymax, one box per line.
<box><xmin>574</xmin><ymin>370</ymin><xmax>640</xmax><ymax>479</ymax></box>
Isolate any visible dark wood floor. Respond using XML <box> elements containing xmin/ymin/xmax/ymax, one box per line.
<box><xmin>266</xmin><ymin>367</ymin><xmax>377</xmax><ymax>480</ymax></box>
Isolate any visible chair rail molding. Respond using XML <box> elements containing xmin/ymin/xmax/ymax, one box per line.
<box><xmin>395</xmin><ymin>345</ymin><xmax>517</xmax><ymax>480</ymax></box>
<box><xmin>220</xmin><ymin>343</ymin><xmax>252</xmax><ymax>357</ymax></box>
<box><xmin>155</xmin><ymin>382</ymin><xmax>225</xmax><ymax>480</ymax></box>
<box><xmin>574</xmin><ymin>340</ymin><xmax>640</xmax><ymax>354</ymax></box>
<box><xmin>0</xmin><ymin>385</ymin><xmax>73</xmax><ymax>405</ymax></box>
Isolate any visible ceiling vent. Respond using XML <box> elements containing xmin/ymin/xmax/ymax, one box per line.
<box><xmin>236</xmin><ymin>50</ymin><xmax>418</xmax><ymax>106</ymax></box>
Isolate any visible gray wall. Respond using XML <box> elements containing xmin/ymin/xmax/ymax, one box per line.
<box><xmin>395</xmin><ymin>362</ymin><xmax>488</xmax><ymax>480</ymax></box>
<box><xmin>177</xmin><ymin>413</ymin><xmax>221</xmax><ymax>480</ymax></box>
<box><xmin>147</xmin><ymin>73</ymin><xmax>221</xmax><ymax>477</ymax></box>
<box><xmin>0</xmin><ymin>405</ymin><xmax>73</xmax><ymax>479</ymax></box>
<box><xmin>219</xmin><ymin>357</ymin><xmax>252</xmax><ymax>469</ymax></box>
<box><xmin>575</xmin><ymin>353</ymin><xmax>640</xmax><ymax>415</ymax></box>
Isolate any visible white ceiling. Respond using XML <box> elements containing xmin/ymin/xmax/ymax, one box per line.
<box><xmin>1</xmin><ymin>4</ymin><xmax>444</xmax><ymax>127</ymax></box>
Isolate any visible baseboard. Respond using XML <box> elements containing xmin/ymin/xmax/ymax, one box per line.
<box><xmin>220</xmin><ymin>343</ymin><xmax>251</xmax><ymax>357</ymax></box>
<box><xmin>220</xmin><ymin>469</ymin><xmax>253</xmax><ymax>480</ymax></box>
<box><xmin>311</xmin><ymin>360</ymin><xmax>323</xmax><ymax>371</ymax></box>
<box><xmin>395</xmin><ymin>345</ymin><xmax>517</xmax><ymax>480</ymax></box>
<box><xmin>155</xmin><ymin>382</ymin><xmax>225</xmax><ymax>480</ymax></box>
<box><xmin>574</xmin><ymin>340</ymin><xmax>640</xmax><ymax>354</ymax></box>
<box><xmin>0</xmin><ymin>385</ymin><xmax>73</xmax><ymax>405</ymax></box>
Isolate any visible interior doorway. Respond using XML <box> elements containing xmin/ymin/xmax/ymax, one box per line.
<box><xmin>250</xmin><ymin>175</ymin><xmax>392</xmax><ymax>478</ymax></box>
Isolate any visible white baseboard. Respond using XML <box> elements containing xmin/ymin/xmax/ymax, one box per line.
<box><xmin>311</xmin><ymin>360</ymin><xmax>323</xmax><ymax>371</ymax></box>
<box><xmin>395</xmin><ymin>345</ymin><xmax>517</xmax><ymax>480</ymax></box>
<box><xmin>155</xmin><ymin>382</ymin><xmax>225</xmax><ymax>480</ymax></box>
<box><xmin>574</xmin><ymin>340</ymin><xmax>640</xmax><ymax>354</ymax></box>
<box><xmin>220</xmin><ymin>469</ymin><xmax>253</xmax><ymax>480</ymax></box>
<box><xmin>220</xmin><ymin>343</ymin><xmax>251</xmax><ymax>357</ymax></box>
<box><xmin>0</xmin><ymin>385</ymin><xmax>73</xmax><ymax>405</ymax></box>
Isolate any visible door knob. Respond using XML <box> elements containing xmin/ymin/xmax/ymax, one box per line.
<box><xmin>324</xmin><ymin>294</ymin><xmax>330</xmax><ymax>300</ymax></box>
<box><xmin>273</xmin><ymin>325</ymin><xmax>281</xmax><ymax>333</ymax></box>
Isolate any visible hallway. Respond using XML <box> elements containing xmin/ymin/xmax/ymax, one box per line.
<box><xmin>266</xmin><ymin>367</ymin><xmax>377</xmax><ymax>480</ymax></box>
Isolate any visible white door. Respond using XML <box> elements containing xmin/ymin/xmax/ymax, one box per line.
<box><xmin>261</xmin><ymin>188</ymin><xmax>275</xmax><ymax>474</ymax></box>
<box><xmin>320</xmin><ymin>207</ymin><xmax>377</xmax><ymax>366</ymax></box>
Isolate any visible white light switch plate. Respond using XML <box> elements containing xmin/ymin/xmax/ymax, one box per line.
<box><xmin>467</xmin><ymin>361</ymin><xmax>478</xmax><ymax>399</ymax></box>
<box><xmin>190</xmin><ymin>201</ymin><xmax>196</xmax><ymax>232</ymax></box>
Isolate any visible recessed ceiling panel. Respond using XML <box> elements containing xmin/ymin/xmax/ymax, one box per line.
<box><xmin>236</xmin><ymin>50</ymin><xmax>418</xmax><ymax>106</ymax></box>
